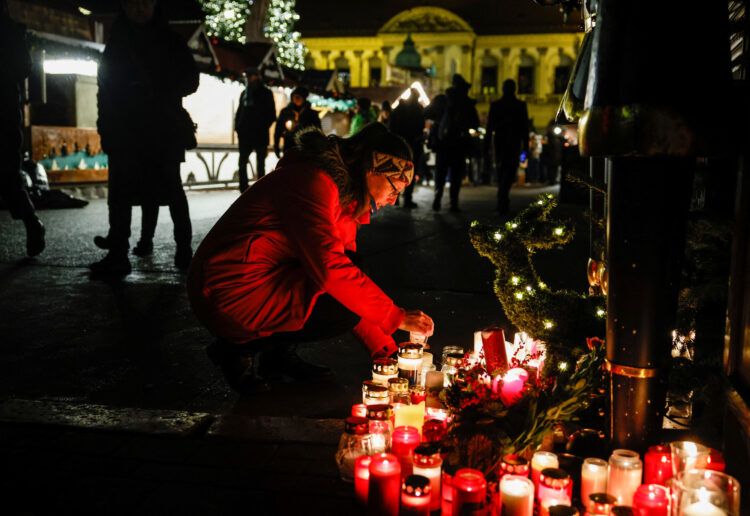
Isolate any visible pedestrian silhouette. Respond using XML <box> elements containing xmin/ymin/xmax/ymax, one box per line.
<box><xmin>430</xmin><ymin>74</ymin><xmax>479</xmax><ymax>212</ymax></box>
<box><xmin>486</xmin><ymin>78</ymin><xmax>530</xmax><ymax>214</ymax></box>
<box><xmin>235</xmin><ymin>66</ymin><xmax>276</xmax><ymax>192</ymax></box>
<box><xmin>274</xmin><ymin>86</ymin><xmax>321</xmax><ymax>157</ymax></box>
<box><xmin>541</xmin><ymin>121</ymin><xmax>564</xmax><ymax>185</ymax></box>
<box><xmin>92</xmin><ymin>0</ymin><xmax>199</xmax><ymax>276</ymax></box>
<box><xmin>0</xmin><ymin>0</ymin><xmax>45</xmax><ymax>256</ymax></box>
<box><xmin>390</xmin><ymin>88</ymin><xmax>425</xmax><ymax>208</ymax></box>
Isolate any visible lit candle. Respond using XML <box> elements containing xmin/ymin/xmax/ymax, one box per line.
<box><xmin>391</xmin><ymin>425</ymin><xmax>421</xmax><ymax>477</ymax></box>
<box><xmin>499</xmin><ymin>475</ymin><xmax>534</xmax><ymax>516</ymax></box>
<box><xmin>354</xmin><ymin>455</ymin><xmax>372</xmax><ymax>505</ymax></box>
<box><xmin>669</xmin><ymin>441</ymin><xmax>708</xmax><ymax>476</ymax></box>
<box><xmin>607</xmin><ymin>449</ymin><xmax>642</xmax><ymax>506</ymax></box>
<box><xmin>703</xmin><ymin>449</ymin><xmax>726</xmax><ymax>473</ymax></box>
<box><xmin>412</xmin><ymin>443</ymin><xmax>442</xmax><ymax>513</ymax></box>
<box><xmin>644</xmin><ymin>445</ymin><xmax>672</xmax><ymax>485</ymax></box>
<box><xmin>410</xmin><ymin>385</ymin><xmax>426</xmax><ymax>405</ymax></box>
<box><xmin>632</xmin><ymin>484</ymin><xmax>669</xmax><ymax>516</ymax></box>
<box><xmin>581</xmin><ymin>458</ymin><xmax>608</xmax><ymax>508</ymax></box>
<box><xmin>531</xmin><ymin>451</ymin><xmax>558</xmax><ymax>490</ymax></box>
<box><xmin>401</xmin><ymin>474</ymin><xmax>431</xmax><ymax>516</ymax></box>
<box><xmin>368</xmin><ymin>453</ymin><xmax>401</xmax><ymax>516</ymax></box>
<box><xmin>442</xmin><ymin>353</ymin><xmax>463</xmax><ymax>387</ymax></box>
<box><xmin>398</xmin><ymin>343</ymin><xmax>424</xmax><ymax>386</ymax></box>
<box><xmin>537</xmin><ymin>468</ymin><xmax>572</xmax><ymax>516</ymax></box>
<box><xmin>394</xmin><ymin>401</ymin><xmax>425</xmax><ymax>435</ymax></box>
<box><xmin>682</xmin><ymin>501</ymin><xmax>727</xmax><ymax>516</ymax></box>
<box><xmin>367</xmin><ymin>404</ymin><xmax>393</xmax><ymax>454</ymax></box>
<box><xmin>363</xmin><ymin>380</ymin><xmax>389</xmax><ymax>405</ymax></box>
<box><xmin>500</xmin><ymin>454</ymin><xmax>530</xmax><ymax>478</ymax></box>
<box><xmin>452</xmin><ymin>468</ymin><xmax>487</xmax><ymax>516</ymax></box>
<box><xmin>372</xmin><ymin>358</ymin><xmax>398</xmax><ymax>386</ymax></box>
<box><xmin>352</xmin><ymin>403</ymin><xmax>368</xmax><ymax>418</ymax></box>
<box><xmin>498</xmin><ymin>368</ymin><xmax>529</xmax><ymax>405</ymax></box>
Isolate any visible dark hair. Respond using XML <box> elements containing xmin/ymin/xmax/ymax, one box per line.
<box><xmin>502</xmin><ymin>78</ymin><xmax>517</xmax><ymax>96</ymax></box>
<box><xmin>357</xmin><ymin>97</ymin><xmax>372</xmax><ymax>111</ymax></box>
<box><xmin>295</xmin><ymin>123</ymin><xmax>412</xmax><ymax>218</ymax></box>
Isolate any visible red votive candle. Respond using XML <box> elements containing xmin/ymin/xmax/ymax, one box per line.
<box><xmin>632</xmin><ymin>484</ymin><xmax>669</xmax><ymax>516</ymax></box>
<box><xmin>352</xmin><ymin>403</ymin><xmax>368</xmax><ymax>418</ymax></box>
<box><xmin>368</xmin><ymin>453</ymin><xmax>401</xmax><ymax>516</ymax></box>
<box><xmin>643</xmin><ymin>445</ymin><xmax>672</xmax><ymax>485</ymax></box>
<box><xmin>538</xmin><ymin>468</ymin><xmax>571</xmax><ymax>516</ymax></box>
<box><xmin>452</xmin><ymin>468</ymin><xmax>487</xmax><ymax>516</ymax></box>
<box><xmin>401</xmin><ymin>474</ymin><xmax>431</xmax><ymax>515</ymax></box>
<box><xmin>499</xmin><ymin>368</ymin><xmax>529</xmax><ymax>406</ymax></box>
<box><xmin>355</xmin><ymin>455</ymin><xmax>372</xmax><ymax>506</ymax></box>
<box><xmin>704</xmin><ymin>448</ymin><xmax>726</xmax><ymax>472</ymax></box>
<box><xmin>410</xmin><ymin>385</ymin><xmax>427</xmax><ymax>405</ymax></box>
<box><xmin>442</xmin><ymin>464</ymin><xmax>459</xmax><ymax>515</ymax></box>
<box><xmin>422</xmin><ymin>418</ymin><xmax>446</xmax><ymax>443</ymax></box>
<box><xmin>500</xmin><ymin>454</ymin><xmax>530</xmax><ymax>478</ymax></box>
<box><xmin>391</xmin><ymin>426</ymin><xmax>421</xmax><ymax>477</ymax></box>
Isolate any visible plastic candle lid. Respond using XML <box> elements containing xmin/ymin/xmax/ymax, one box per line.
<box><xmin>549</xmin><ymin>506</ymin><xmax>579</xmax><ymax>516</ymax></box>
<box><xmin>540</xmin><ymin>468</ymin><xmax>571</xmax><ymax>488</ymax></box>
<box><xmin>345</xmin><ymin>417</ymin><xmax>369</xmax><ymax>434</ymax></box>
<box><xmin>444</xmin><ymin>353</ymin><xmax>464</xmax><ymax>367</ymax></box>
<box><xmin>367</xmin><ymin>404</ymin><xmax>391</xmax><ymax>421</ymax></box>
<box><xmin>588</xmin><ymin>493</ymin><xmax>617</xmax><ymax>513</ymax></box>
<box><xmin>413</xmin><ymin>443</ymin><xmax>441</xmax><ymax>464</ymax></box>
<box><xmin>388</xmin><ymin>377</ymin><xmax>409</xmax><ymax>392</ymax></box>
<box><xmin>402</xmin><ymin>475</ymin><xmax>431</xmax><ymax>496</ymax></box>
<box><xmin>372</xmin><ymin>358</ymin><xmax>398</xmax><ymax>375</ymax></box>
<box><xmin>399</xmin><ymin>343</ymin><xmax>424</xmax><ymax>359</ymax></box>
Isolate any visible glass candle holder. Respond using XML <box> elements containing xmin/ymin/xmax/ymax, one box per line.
<box><xmin>586</xmin><ymin>493</ymin><xmax>617</xmax><ymax>515</ymax></box>
<box><xmin>674</xmin><ymin>469</ymin><xmax>740</xmax><ymax>516</ymax></box>
<box><xmin>335</xmin><ymin>416</ymin><xmax>372</xmax><ymax>482</ymax></box>
<box><xmin>670</xmin><ymin>441</ymin><xmax>709</xmax><ymax>477</ymax></box>
<box><xmin>351</xmin><ymin>403</ymin><xmax>368</xmax><ymax>418</ymax></box>
<box><xmin>531</xmin><ymin>451</ymin><xmax>559</xmax><ymax>490</ymax></box>
<box><xmin>398</xmin><ymin>343</ymin><xmax>424</xmax><ymax>386</ymax></box>
<box><xmin>372</xmin><ymin>357</ymin><xmax>398</xmax><ymax>386</ymax></box>
<box><xmin>441</xmin><ymin>345</ymin><xmax>464</xmax><ymax>365</ymax></box>
<box><xmin>412</xmin><ymin>443</ymin><xmax>442</xmax><ymax>513</ymax></box>
<box><xmin>442</xmin><ymin>464</ymin><xmax>459</xmax><ymax>514</ymax></box>
<box><xmin>367</xmin><ymin>403</ymin><xmax>393</xmax><ymax>454</ymax></box>
<box><xmin>644</xmin><ymin>445</ymin><xmax>672</xmax><ymax>485</ymax></box>
<box><xmin>500</xmin><ymin>454</ymin><xmax>530</xmax><ymax>478</ymax></box>
<box><xmin>363</xmin><ymin>380</ymin><xmax>389</xmax><ymax>405</ymax></box>
<box><xmin>538</xmin><ymin>468</ymin><xmax>572</xmax><ymax>516</ymax></box>
<box><xmin>388</xmin><ymin>377</ymin><xmax>411</xmax><ymax>405</ymax></box>
<box><xmin>401</xmin><ymin>474</ymin><xmax>431</xmax><ymax>516</ymax></box>
<box><xmin>391</xmin><ymin>425</ymin><xmax>421</xmax><ymax>477</ymax></box>
<box><xmin>499</xmin><ymin>475</ymin><xmax>534</xmax><ymax>516</ymax></box>
<box><xmin>607</xmin><ymin>449</ymin><xmax>642</xmax><ymax>506</ymax></box>
<box><xmin>581</xmin><ymin>458</ymin><xmax>608</xmax><ymax>509</ymax></box>
<box><xmin>442</xmin><ymin>352</ymin><xmax>464</xmax><ymax>387</ymax></box>
<box><xmin>410</xmin><ymin>385</ymin><xmax>427</xmax><ymax>405</ymax></box>
<box><xmin>632</xmin><ymin>484</ymin><xmax>669</xmax><ymax>516</ymax></box>
<box><xmin>704</xmin><ymin>449</ymin><xmax>726</xmax><ymax>472</ymax></box>
<box><xmin>368</xmin><ymin>452</ymin><xmax>402</xmax><ymax>516</ymax></box>
<box><xmin>422</xmin><ymin>418</ymin><xmax>447</xmax><ymax>443</ymax></box>
<box><xmin>354</xmin><ymin>454</ymin><xmax>372</xmax><ymax>505</ymax></box>
<box><xmin>452</xmin><ymin>468</ymin><xmax>487</xmax><ymax>516</ymax></box>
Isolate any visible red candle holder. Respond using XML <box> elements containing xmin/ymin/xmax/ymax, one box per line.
<box><xmin>644</xmin><ymin>445</ymin><xmax>672</xmax><ymax>485</ymax></box>
<box><xmin>442</xmin><ymin>463</ymin><xmax>459</xmax><ymax>516</ymax></box>
<box><xmin>410</xmin><ymin>385</ymin><xmax>427</xmax><ymax>405</ymax></box>
<box><xmin>703</xmin><ymin>448</ymin><xmax>726</xmax><ymax>472</ymax></box>
<box><xmin>632</xmin><ymin>484</ymin><xmax>669</xmax><ymax>516</ymax></box>
<box><xmin>500</xmin><ymin>454</ymin><xmax>530</xmax><ymax>478</ymax></box>
<box><xmin>401</xmin><ymin>474</ymin><xmax>431</xmax><ymax>515</ymax></box>
<box><xmin>452</xmin><ymin>468</ymin><xmax>487</xmax><ymax>516</ymax></box>
<box><xmin>352</xmin><ymin>403</ymin><xmax>368</xmax><ymax>418</ymax></box>
<box><xmin>391</xmin><ymin>425</ymin><xmax>421</xmax><ymax>477</ymax></box>
<box><xmin>354</xmin><ymin>455</ymin><xmax>372</xmax><ymax>506</ymax></box>
<box><xmin>368</xmin><ymin>453</ymin><xmax>401</xmax><ymax>516</ymax></box>
<box><xmin>538</xmin><ymin>468</ymin><xmax>572</xmax><ymax>516</ymax></box>
<box><xmin>422</xmin><ymin>418</ymin><xmax>446</xmax><ymax>443</ymax></box>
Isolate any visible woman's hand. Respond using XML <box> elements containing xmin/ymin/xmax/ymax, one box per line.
<box><xmin>398</xmin><ymin>310</ymin><xmax>434</xmax><ymax>336</ymax></box>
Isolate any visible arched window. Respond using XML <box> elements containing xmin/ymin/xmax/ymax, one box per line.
<box><xmin>518</xmin><ymin>53</ymin><xmax>535</xmax><ymax>94</ymax></box>
<box><xmin>481</xmin><ymin>53</ymin><xmax>499</xmax><ymax>95</ymax></box>
<box><xmin>554</xmin><ymin>54</ymin><xmax>574</xmax><ymax>94</ymax></box>
<box><xmin>369</xmin><ymin>56</ymin><xmax>382</xmax><ymax>87</ymax></box>
<box><xmin>334</xmin><ymin>55</ymin><xmax>350</xmax><ymax>88</ymax></box>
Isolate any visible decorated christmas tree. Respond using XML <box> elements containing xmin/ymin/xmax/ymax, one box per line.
<box><xmin>200</xmin><ymin>0</ymin><xmax>252</xmax><ymax>44</ymax></box>
<box><xmin>264</xmin><ymin>0</ymin><xmax>307</xmax><ymax>70</ymax></box>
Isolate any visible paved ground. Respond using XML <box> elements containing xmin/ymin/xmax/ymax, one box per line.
<box><xmin>0</xmin><ymin>180</ymin><xmax>590</xmax><ymax>514</ymax></box>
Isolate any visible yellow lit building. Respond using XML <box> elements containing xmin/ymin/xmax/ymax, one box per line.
<box><xmin>298</xmin><ymin>4</ymin><xmax>583</xmax><ymax>130</ymax></box>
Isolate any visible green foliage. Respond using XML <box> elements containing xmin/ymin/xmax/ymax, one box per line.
<box><xmin>469</xmin><ymin>194</ymin><xmax>606</xmax><ymax>367</ymax></box>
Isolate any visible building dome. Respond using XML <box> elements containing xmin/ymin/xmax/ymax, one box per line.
<box><xmin>394</xmin><ymin>34</ymin><xmax>422</xmax><ymax>70</ymax></box>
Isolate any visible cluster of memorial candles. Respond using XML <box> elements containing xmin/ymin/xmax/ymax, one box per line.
<box><xmin>335</xmin><ymin>331</ymin><xmax>742</xmax><ymax>516</ymax></box>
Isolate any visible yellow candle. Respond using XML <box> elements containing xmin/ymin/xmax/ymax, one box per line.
<box><xmin>394</xmin><ymin>401</ymin><xmax>425</xmax><ymax>434</ymax></box>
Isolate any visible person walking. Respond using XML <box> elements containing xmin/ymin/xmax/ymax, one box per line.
<box><xmin>389</xmin><ymin>88</ymin><xmax>425</xmax><ymax>208</ymax></box>
<box><xmin>274</xmin><ymin>86</ymin><xmax>321</xmax><ymax>157</ymax></box>
<box><xmin>349</xmin><ymin>97</ymin><xmax>376</xmax><ymax>136</ymax></box>
<box><xmin>235</xmin><ymin>67</ymin><xmax>276</xmax><ymax>192</ymax></box>
<box><xmin>188</xmin><ymin>123</ymin><xmax>434</xmax><ymax>393</ymax></box>
<box><xmin>431</xmin><ymin>74</ymin><xmax>479</xmax><ymax>212</ymax></box>
<box><xmin>0</xmin><ymin>0</ymin><xmax>45</xmax><ymax>257</ymax></box>
<box><xmin>486</xmin><ymin>79</ymin><xmax>530</xmax><ymax>214</ymax></box>
<box><xmin>541</xmin><ymin>121</ymin><xmax>564</xmax><ymax>185</ymax></box>
<box><xmin>91</xmin><ymin>0</ymin><xmax>199</xmax><ymax>276</ymax></box>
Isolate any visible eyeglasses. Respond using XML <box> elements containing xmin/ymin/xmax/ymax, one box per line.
<box><xmin>385</xmin><ymin>176</ymin><xmax>401</xmax><ymax>198</ymax></box>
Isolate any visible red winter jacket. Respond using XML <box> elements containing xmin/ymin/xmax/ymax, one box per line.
<box><xmin>187</xmin><ymin>152</ymin><xmax>405</xmax><ymax>357</ymax></box>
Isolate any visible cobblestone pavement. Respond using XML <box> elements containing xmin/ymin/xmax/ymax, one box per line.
<box><xmin>0</xmin><ymin>181</ymin><xmax>588</xmax><ymax>514</ymax></box>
